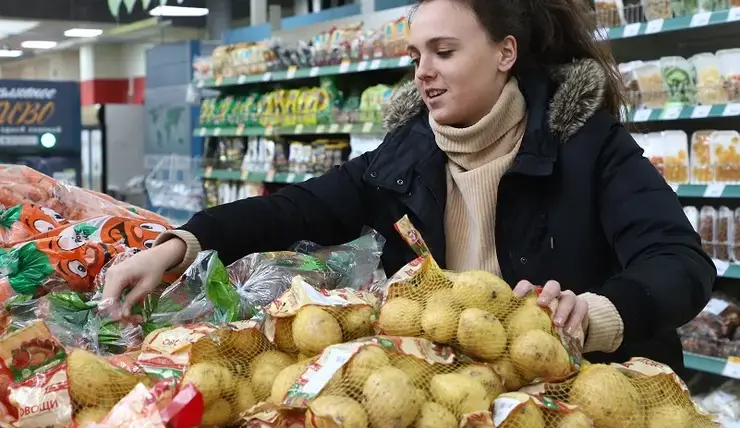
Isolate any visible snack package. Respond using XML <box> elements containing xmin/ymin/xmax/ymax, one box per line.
<box><xmin>262</xmin><ymin>276</ymin><xmax>379</xmax><ymax>357</ymax></box>
<box><xmin>684</xmin><ymin>206</ymin><xmax>699</xmax><ymax>232</ymax></box>
<box><xmin>734</xmin><ymin>208</ymin><xmax>740</xmax><ymax>263</ymax></box>
<box><xmin>717</xmin><ymin>206</ymin><xmax>733</xmax><ymax>261</ymax></box>
<box><xmin>710</xmin><ymin>131</ymin><xmax>740</xmax><ymax>184</ymax></box>
<box><xmin>699</xmin><ymin>206</ymin><xmax>717</xmax><ymax>257</ymax></box>
<box><xmin>699</xmin><ymin>380</ymin><xmax>740</xmax><ymax>422</ymax></box>
<box><xmin>672</xmin><ymin>0</ymin><xmax>699</xmax><ymax>17</ymax></box>
<box><xmin>243</xmin><ymin>336</ymin><xmax>504</xmax><ymax>428</ymax></box>
<box><xmin>691</xmin><ymin>131</ymin><xmax>715</xmax><ymax>184</ymax></box>
<box><xmin>690</xmin><ymin>53</ymin><xmax>728</xmax><ymax>105</ymax></box>
<box><xmin>594</xmin><ymin>0</ymin><xmax>625</xmax><ymax>28</ymax></box>
<box><xmin>660</xmin><ymin>56</ymin><xmax>696</xmax><ymax>105</ymax></box>
<box><xmin>135</xmin><ymin>321</ymin><xmax>283</xmax><ymax>426</ymax></box>
<box><xmin>377</xmin><ymin>216</ymin><xmax>582</xmax><ymax>385</ymax></box>
<box><xmin>1</xmin><ymin>321</ymin><xmax>73</xmax><ymax>427</ymax></box>
<box><xmin>662</xmin><ymin>130</ymin><xmax>689</xmax><ymax>184</ymax></box>
<box><xmin>139</xmin><ymin>251</ymin><xmax>251</xmax><ymax>335</ymax></box>
<box><xmin>518</xmin><ymin>358</ymin><xmax>717</xmax><ymax>428</ymax></box>
<box><xmin>0</xmin><ymin>203</ymin><xmax>67</xmax><ymax>248</ymax></box>
<box><xmin>679</xmin><ymin>292</ymin><xmax>740</xmax><ymax>342</ymax></box>
<box><xmin>718</xmin><ymin>48</ymin><xmax>740</xmax><ymax>102</ymax></box>
<box><xmin>642</xmin><ymin>0</ymin><xmax>672</xmax><ymax>20</ymax></box>
<box><xmin>633</xmin><ymin>61</ymin><xmax>666</xmax><ymax>108</ymax></box>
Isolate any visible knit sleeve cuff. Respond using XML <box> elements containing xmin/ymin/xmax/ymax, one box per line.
<box><xmin>580</xmin><ymin>292</ymin><xmax>624</xmax><ymax>353</ymax></box>
<box><xmin>154</xmin><ymin>230</ymin><xmax>202</xmax><ymax>274</ymax></box>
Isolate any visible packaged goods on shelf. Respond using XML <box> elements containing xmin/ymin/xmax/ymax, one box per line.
<box><xmin>695</xmin><ymin>380</ymin><xmax>740</xmax><ymax>426</ymax></box>
<box><xmin>661</xmin><ymin>56</ymin><xmax>697</xmax><ymax>105</ymax></box>
<box><xmin>679</xmin><ymin>292</ymin><xmax>740</xmax><ymax>357</ymax></box>
<box><xmin>685</xmin><ymin>204</ymin><xmax>740</xmax><ymax>263</ymax></box>
<box><xmin>691</xmin><ymin>53</ymin><xmax>729</xmax><ymax>105</ymax></box>
<box><xmin>595</xmin><ymin>0</ymin><xmax>626</xmax><ymax>28</ymax></box>
<box><xmin>710</xmin><ymin>131</ymin><xmax>740</xmax><ymax>184</ymax></box>
<box><xmin>718</xmin><ymin>48</ymin><xmax>740</xmax><ymax>103</ymax></box>
<box><xmin>635</xmin><ymin>131</ymin><xmax>690</xmax><ymax>184</ymax></box>
<box><xmin>691</xmin><ymin>131</ymin><xmax>714</xmax><ymax>183</ymax></box>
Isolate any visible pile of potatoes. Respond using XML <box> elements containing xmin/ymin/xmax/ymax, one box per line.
<box><xmin>377</xmin><ymin>270</ymin><xmax>573</xmax><ymax>386</ymax></box>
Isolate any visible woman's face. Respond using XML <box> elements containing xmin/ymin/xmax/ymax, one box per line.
<box><xmin>408</xmin><ymin>0</ymin><xmax>516</xmax><ymax>127</ymax></box>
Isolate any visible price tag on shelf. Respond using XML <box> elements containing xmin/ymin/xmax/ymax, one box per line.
<box><xmin>704</xmin><ymin>183</ymin><xmax>726</xmax><ymax>197</ymax></box>
<box><xmin>728</xmin><ymin>7</ymin><xmax>740</xmax><ymax>21</ymax></box>
<box><xmin>329</xmin><ymin>124</ymin><xmax>340</xmax><ymax>133</ymax></box>
<box><xmin>213</xmin><ymin>127</ymin><xmax>221</xmax><ymax>137</ymax></box>
<box><xmin>286</xmin><ymin>173</ymin><xmax>297</xmax><ymax>183</ymax></box>
<box><xmin>357</xmin><ymin>61</ymin><xmax>368</xmax><ymax>71</ymax></box>
<box><xmin>236</xmin><ymin>124</ymin><xmax>245</xmax><ymax>136</ymax></box>
<box><xmin>286</xmin><ymin>66</ymin><xmax>297</xmax><ymax>79</ymax></box>
<box><xmin>593</xmin><ymin>28</ymin><xmax>609</xmax><ymax>41</ymax></box>
<box><xmin>214</xmin><ymin>76</ymin><xmax>223</xmax><ymax>86</ymax></box>
<box><xmin>316</xmin><ymin>125</ymin><xmax>326</xmax><ymax>133</ymax></box>
<box><xmin>669</xmin><ymin>183</ymin><xmax>679</xmax><ymax>193</ymax></box>
<box><xmin>622</xmin><ymin>23</ymin><xmax>641</xmax><ymax>37</ymax></box>
<box><xmin>265</xmin><ymin>170</ymin><xmax>275</xmax><ymax>182</ymax></box>
<box><xmin>660</xmin><ymin>106</ymin><xmax>682</xmax><ymax>120</ymax></box>
<box><xmin>723</xmin><ymin>103</ymin><xmax>740</xmax><ymax>116</ymax></box>
<box><xmin>310</xmin><ymin>67</ymin><xmax>320</xmax><ymax>77</ymax></box>
<box><xmin>714</xmin><ymin>259</ymin><xmax>730</xmax><ymax>277</ymax></box>
<box><xmin>342</xmin><ymin>124</ymin><xmax>353</xmax><ymax>133</ymax></box>
<box><xmin>198</xmin><ymin>128</ymin><xmax>207</xmax><ymax>137</ymax></box>
<box><xmin>691</xmin><ymin>105</ymin><xmax>712</xmax><ymax>118</ymax></box>
<box><xmin>645</xmin><ymin>19</ymin><xmax>664</xmax><ymax>34</ymax></box>
<box><xmin>294</xmin><ymin>124</ymin><xmax>304</xmax><ymax>134</ymax></box>
<box><xmin>632</xmin><ymin>108</ymin><xmax>652</xmax><ymax>122</ymax></box>
<box><xmin>261</xmin><ymin>72</ymin><xmax>272</xmax><ymax>82</ymax></box>
<box><xmin>237</xmin><ymin>75</ymin><xmax>247</xmax><ymax>84</ymax></box>
<box><xmin>304</xmin><ymin>173</ymin><xmax>314</xmax><ymax>180</ymax></box>
<box><xmin>240</xmin><ymin>169</ymin><xmax>249</xmax><ymax>180</ymax></box>
<box><xmin>690</xmin><ymin>11</ymin><xmax>711</xmax><ymax>27</ymax></box>
<box><xmin>204</xmin><ymin>166</ymin><xmax>213</xmax><ymax>178</ymax></box>
<box><xmin>362</xmin><ymin>122</ymin><xmax>374</xmax><ymax>133</ymax></box>
<box><xmin>370</xmin><ymin>59</ymin><xmax>381</xmax><ymax>70</ymax></box>
<box><xmin>196</xmin><ymin>80</ymin><xmax>204</xmax><ymax>88</ymax></box>
<box><xmin>722</xmin><ymin>357</ymin><xmax>740</xmax><ymax>379</ymax></box>
<box><xmin>398</xmin><ymin>56</ymin><xmax>412</xmax><ymax>67</ymax></box>
<box><xmin>339</xmin><ymin>61</ymin><xmax>351</xmax><ymax>73</ymax></box>
<box><xmin>265</xmin><ymin>125</ymin><xmax>274</xmax><ymax>136</ymax></box>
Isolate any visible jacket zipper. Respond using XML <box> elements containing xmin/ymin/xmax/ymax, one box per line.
<box><xmin>417</xmin><ymin>175</ymin><xmax>443</xmax><ymax>210</ymax></box>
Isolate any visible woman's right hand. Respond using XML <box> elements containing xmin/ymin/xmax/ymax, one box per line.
<box><xmin>100</xmin><ymin>238</ymin><xmax>187</xmax><ymax>321</ymax></box>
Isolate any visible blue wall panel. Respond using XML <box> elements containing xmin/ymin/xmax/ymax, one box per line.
<box><xmin>375</xmin><ymin>0</ymin><xmax>413</xmax><ymax>11</ymax></box>
<box><xmin>281</xmin><ymin>4</ymin><xmax>362</xmax><ymax>30</ymax></box>
<box><xmin>222</xmin><ymin>23</ymin><xmax>272</xmax><ymax>44</ymax></box>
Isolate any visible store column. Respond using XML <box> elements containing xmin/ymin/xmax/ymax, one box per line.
<box><xmin>250</xmin><ymin>0</ymin><xmax>267</xmax><ymax>25</ymax></box>
<box><xmin>206</xmin><ymin>0</ymin><xmax>232</xmax><ymax>40</ymax></box>
<box><xmin>79</xmin><ymin>44</ymin><xmax>147</xmax><ymax>106</ymax></box>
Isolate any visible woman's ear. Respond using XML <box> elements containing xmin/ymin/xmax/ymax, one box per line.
<box><xmin>497</xmin><ymin>35</ymin><xmax>518</xmax><ymax>73</ymax></box>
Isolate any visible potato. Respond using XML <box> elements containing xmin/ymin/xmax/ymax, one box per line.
<box><xmin>190</xmin><ymin>337</ymin><xmax>222</xmax><ymax>364</ymax></box>
<box><xmin>509</xmin><ymin>330</ymin><xmax>571</xmax><ymax>382</ymax></box>
<box><xmin>233</xmin><ymin>379</ymin><xmax>257</xmax><ymax>414</ymax></box>
<box><xmin>274</xmin><ymin>317</ymin><xmax>299</xmax><ymax>354</ymax></box>
<box><xmin>456</xmin><ymin>308</ymin><xmax>506</xmax><ymax>361</ymax></box>
<box><xmin>378</xmin><ymin>298</ymin><xmax>422</xmax><ymax>336</ymax></box>
<box><xmin>363</xmin><ymin>366</ymin><xmax>421</xmax><ymax>428</ymax></box>
<box><xmin>569</xmin><ymin>364</ymin><xmax>644</xmax><ymax>428</ymax></box>
<box><xmin>306</xmin><ymin>395</ymin><xmax>369</xmax><ymax>428</ymax></box>
<box><xmin>345</xmin><ymin>345</ymin><xmax>391</xmax><ymax>387</ymax></box>
<box><xmin>220</xmin><ymin>328</ymin><xmax>266</xmax><ymax>358</ymax></box>
<box><xmin>74</xmin><ymin>407</ymin><xmax>109</xmax><ymax>426</ymax></box>
<box><xmin>393</xmin><ymin>355</ymin><xmax>432</xmax><ymax>388</ymax></box>
<box><xmin>67</xmin><ymin>349</ymin><xmax>144</xmax><ymax>408</ymax></box>
<box><xmin>292</xmin><ymin>306</ymin><xmax>343</xmax><ymax>356</ymax></box>
<box><xmin>340</xmin><ymin>306</ymin><xmax>375</xmax><ymax>340</ymax></box>
<box><xmin>458</xmin><ymin>364</ymin><xmax>504</xmax><ymax>401</ymax></box>
<box><xmin>451</xmin><ymin>271</ymin><xmax>513</xmax><ymax>317</ymax></box>
<box><xmin>202</xmin><ymin>398</ymin><xmax>232</xmax><ymax>426</ymax></box>
<box><xmin>250</xmin><ymin>351</ymin><xmax>295</xmax><ymax>401</ymax></box>
<box><xmin>429</xmin><ymin>373</ymin><xmax>491</xmax><ymax>417</ymax></box>
<box><xmin>271</xmin><ymin>361</ymin><xmax>310</xmax><ymax>403</ymax></box>
<box><xmin>556</xmin><ymin>410</ymin><xmax>592</xmax><ymax>428</ymax></box>
<box><xmin>505</xmin><ymin>304</ymin><xmax>552</xmax><ymax>341</ymax></box>
<box><xmin>490</xmin><ymin>358</ymin><xmax>523</xmax><ymax>391</ymax></box>
<box><xmin>182</xmin><ymin>362</ymin><xmax>226</xmax><ymax>405</ymax></box>
<box><xmin>498</xmin><ymin>392</ymin><xmax>545</xmax><ymax>428</ymax></box>
<box><xmin>421</xmin><ymin>291</ymin><xmax>460</xmax><ymax>344</ymax></box>
<box><xmin>415</xmin><ymin>402</ymin><xmax>457</xmax><ymax>428</ymax></box>
<box><xmin>647</xmin><ymin>404</ymin><xmax>692</xmax><ymax>428</ymax></box>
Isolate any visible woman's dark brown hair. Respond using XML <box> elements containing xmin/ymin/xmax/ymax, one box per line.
<box><xmin>412</xmin><ymin>0</ymin><xmax>626</xmax><ymax>118</ymax></box>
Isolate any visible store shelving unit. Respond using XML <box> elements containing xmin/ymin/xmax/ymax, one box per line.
<box><xmin>599</xmin><ymin>7</ymin><xmax>740</xmax><ymax>40</ymax></box>
<box><xmin>193</xmin><ymin>122</ymin><xmax>383</xmax><ymax>137</ymax></box>
<box><xmin>684</xmin><ymin>352</ymin><xmax>740</xmax><ymax>378</ymax></box>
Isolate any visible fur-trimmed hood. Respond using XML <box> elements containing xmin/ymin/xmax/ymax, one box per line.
<box><xmin>381</xmin><ymin>58</ymin><xmax>607</xmax><ymax>141</ymax></box>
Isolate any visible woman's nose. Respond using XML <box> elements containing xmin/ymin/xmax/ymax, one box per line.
<box><xmin>415</xmin><ymin>57</ymin><xmax>435</xmax><ymax>81</ymax></box>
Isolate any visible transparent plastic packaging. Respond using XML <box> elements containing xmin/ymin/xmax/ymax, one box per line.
<box><xmin>620</xmin><ymin>61</ymin><xmax>643</xmax><ymax>109</ymax></box>
<box><xmin>710</xmin><ymin>130</ymin><xmax>740</xmax><ymax>184</ymax></box>
<box><xmin>641</xmin><ymin>0</ymin><xmax>673</xmax><ymax>19</ymax></box>
<box><xmin>717</xmin><ymin>206</ymin><xmax>733</xmax><ymax>261</ymax></box>
<box><xmin>700</xmin><ymin>206</ymin><xmax>717</xmax><ymax>258</ymax></box>
<box><xmin>671</xmin><ymin>0</ymin><xmax>700</xmax><ymax>16</ymax></box>
<box><xmin>678</xmin><ymin>292</ymin><xmax>740</xmax><ymax>340</ymax></box>
<box><xmin>734</xmin><ymin>208</ymin><xmax>740</xmax><ymax>263</ymax></box>
<box><xmin>684</xmin><ymin>206</ymin><xmax>699</xmax><ymax>232</ymax></box>
<box><xmin>699</xmin><ymin>380</ymin><xmax>740</xmax><ymax>422</ymax></box>
<box><xmin>594</xmin><ymin>0</ymin><xmax>626</xmax><ymax>28</ymax></box>
<box><xmin>660</xmin><ymin>56</ymin><xmax>696</xmax><ymax>105</ymax></box>
<box><xmin>633</xmin><ymin>61</ymin><xmax>667</xmax><ymax>108</ymax></box>
<box><xmin>690</xmin><ymin>53</ymin><xmax>728</xmax><ymax>105</ymax></box>
<box><xmin>690</xmin><ymin>130</ymin><xmax>715</xmax><ymax>184</ymax></box>
<box><xmin>0</xmin><ymin>203</ymin><xmax>67</xmax><ymax>248</ymax></box>
<box><xmin>642</xmin><ymin>133</ymin><xmax>665</xmax><ymax>178</ymax></box>
<box><xmin>662</xmin><ymin>130</ymin><xmax>690</xmax><ymax>184</ymax></box>
<box><xmin>718</xmin><ymin>48</ymin><xmax>740</xmax><ymax>102</ymax></box>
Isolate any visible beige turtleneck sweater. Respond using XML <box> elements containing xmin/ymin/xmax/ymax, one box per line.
<box><xmin>156</xmin><ymin>79</ymin><xmax>624</xmax><ymax>354</ymax></box>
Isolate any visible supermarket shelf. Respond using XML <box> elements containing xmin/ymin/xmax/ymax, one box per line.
<box><xmin>683</xmin><ymin>352</ymin><xmax>738</xmax><ymax>377</ymax></box>
<box><xmin>601</xmin><ymin>7</ymin><xmax>740</xmax><ymax>40</ymax></box>
<box><xmin>193</xmin><ymin>122</ymin><xmax>383</xmax><ymax>137</ymax></box>
<box><xmin>673</xmin><ymin>184</ymin><xmax>740</xmax><ymax>198</ymax></box>
<box><xmin>193</xmin><ymin>57</ymin><xmax>412</xmax><ymax>88</ymax></box>
<box><xmin>628</xmin><ymin>103</ymin><xmax>740</xmax><ymax>122</ymax></box>
<box><xmin>197</xmin><ymin>168</ymin><xmax>317</xmax><ymax>183</ymax></box>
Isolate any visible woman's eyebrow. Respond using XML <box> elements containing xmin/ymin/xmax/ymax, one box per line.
<box><xmin>408</xmin><ymin>36</ymin><xmax>460</xmax><ymax>52</ymax></box>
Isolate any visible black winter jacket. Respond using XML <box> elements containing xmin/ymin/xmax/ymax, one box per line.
<box><xmin>182</xmin><ymin>59</ymin><xmax>715</xmax><ymax>372</ymax></box>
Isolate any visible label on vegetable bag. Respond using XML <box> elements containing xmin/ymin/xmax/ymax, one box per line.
<box><xmin>394</xmin><ymin>215</ymin><xmax>431</xmax><ymax>257</ymax></box>
<box><xmin>493</xmin><ymin>395</ymin><xmax>528</xmax><ymax>426</ymax></box>
<box><xmin>266</xmin><ymin>276</ymin><xmax>377</xmax><ymax>317</ymax></box>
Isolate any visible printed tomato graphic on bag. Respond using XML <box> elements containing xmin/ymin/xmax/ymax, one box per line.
<box><xmin>0</xmin><ymin>203</ymin><xmax>68</xmax><ymax>247</ymax></box>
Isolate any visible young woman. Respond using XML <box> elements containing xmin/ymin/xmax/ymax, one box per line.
<box><xmin>103</xmin><ymin>0</ymin><xmax>714</xmax><ymax>371</ymax></box>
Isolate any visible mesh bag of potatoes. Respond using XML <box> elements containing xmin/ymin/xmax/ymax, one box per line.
<box><xmin>135</xmin><ymin>319</ymin><xmax>297</xmax><ymax>427</ymax></box>
<box><xmin>261</xmin><ymin>275</ymin><xmax>379</xmax><ymax>359</ymax></box>
<box><xmin>459</xmin><ymin>392</ymin><xmax>594</xmax><ymax>428</ymax></box>
<box><xmin>377</xmin><ymin>216</ymin><xmax>582</xmax><ymax>385</ymax></box>
<box><xmin>244</xmin><ymin>336</ymin><xmax>511</xmax><ymax>428</ymax></box>
<box><xmin>509</xmin><ymin>357</ymin><xmax>719</xmax><ymax>428</ymax></box>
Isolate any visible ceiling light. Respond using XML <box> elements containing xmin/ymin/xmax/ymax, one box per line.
<box><xmin>149</xmin><ymin>5</ymin><xmax>209</xmax><ymax>17</ymax></box>
<box><xmin>0</xmin><ymin>49</ymin><xmax>23</xmax><ymax>58</ymax></box>
<box><xmin>21</xmin><ymin>40</ymin><xmax>57</xmax><ymax>49</ymax></box>
<box><xmin>64</xmin><ymin>28</ymin><xmax>103</xmax><ymax>38</ymax></box>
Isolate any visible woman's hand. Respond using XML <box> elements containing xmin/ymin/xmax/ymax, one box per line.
<box><xmin>513</xmin><ymin>280</ymin><xmax>589</xmax><ymax>336</ymax></box>
<box><xmin>100</xmin><ymin>238</ymin><xmax>187</xmax><ymax>321</ymax></box>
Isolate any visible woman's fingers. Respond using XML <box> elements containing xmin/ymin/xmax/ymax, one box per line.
<box><xmin>566</xmin><ymin>297</ymin><xmax>589</xmax><ymax>335</ymax></box>
<box><xmin>513</xmin><ymin>280</ymin><xmax>535</xmax><ymax>297</ymax></box>
<box><xmin>537</xmin><ymin>280</ymin><xmax>561</xmax><ymax>306</ymax></box>
<box><xmin>553</xmin><ymin>290</ymin><xmax>576</xmax><ymax>327</ymax></box>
